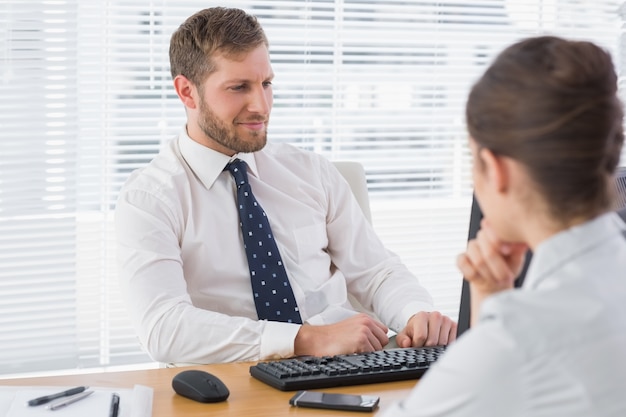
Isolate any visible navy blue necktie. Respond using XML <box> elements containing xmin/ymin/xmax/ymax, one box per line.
<box><xmin>226</xmin><ymin>159</ymin><xmax>303</xmax><ymax>324</ymax></box>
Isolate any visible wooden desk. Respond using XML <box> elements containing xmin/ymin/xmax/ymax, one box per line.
<box><xmin>0</xmin><ymin>362</ymin><xmax>416</xmax><ymax>416</ymax></box>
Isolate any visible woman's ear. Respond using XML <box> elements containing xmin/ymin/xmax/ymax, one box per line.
<box><xmin>173</xmin><ymin>75</ymin><xmax>198</xmax><ymax>110</ymax></box>
<box><xmin>478</xmin><ymin>147</ymin><xmax>509</xmax><ymax>194</ymax></box>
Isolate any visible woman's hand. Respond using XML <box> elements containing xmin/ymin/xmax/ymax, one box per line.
<box><xmin>456</xmin><ymin>220</ymin><xmax>528</xmax><ymax>325</ymax></box>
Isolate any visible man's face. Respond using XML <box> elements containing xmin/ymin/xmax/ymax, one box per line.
<box><xmin>191</xmin><ymin>44</ymin><xmax>274</xmax><ymax>155</ymax></box>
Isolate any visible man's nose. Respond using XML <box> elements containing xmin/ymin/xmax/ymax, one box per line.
<box><xmin>248</xmin><ymin>87</ymin><xmax>271</xmax><ymax>114</ymax></box>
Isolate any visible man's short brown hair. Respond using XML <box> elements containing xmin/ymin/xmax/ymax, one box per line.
<box><xmin>169</xmin><ymin>7</ymin><xmax>268</xmax><ymax>86</ymax></box>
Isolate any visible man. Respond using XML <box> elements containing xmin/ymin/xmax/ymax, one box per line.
<box><xmin>115</xmin><ymin>7</ymin><xmax>456</xmax><ymax>365</ymax></box>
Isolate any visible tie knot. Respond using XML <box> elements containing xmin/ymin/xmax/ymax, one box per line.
<box><xmin>226</xmin><ymin>159</ymin><xmax>249</xmax><ymax>186</ymax></box>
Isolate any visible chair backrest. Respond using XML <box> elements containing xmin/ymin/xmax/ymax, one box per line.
<box><xmin>332</xmin><ymin>161</ymin><xmax>372</xmax><ymax>224</ymax></box>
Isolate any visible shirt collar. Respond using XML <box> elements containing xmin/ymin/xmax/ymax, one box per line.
<box><xmin>178</xmin><ymin>127</ymin><xmax>259</xmax><ymax>189</ymax></box>
<box><xmin>524</xmin><ymin>211</ymin><xmax>626</xmax><ymax>290</ymax></box>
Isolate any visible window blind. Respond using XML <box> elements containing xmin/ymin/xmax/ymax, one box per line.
<box><xmin>1</xmin><ymin>0</ymin><xmax>624</xmax><ymax>376</ymax></box>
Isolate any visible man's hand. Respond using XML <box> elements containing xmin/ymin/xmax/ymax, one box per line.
<box><xmin>294</xmin><ymin>313</ymin><xmax>389</xmax><ymax>357</ymax></box>
<box><xmin>395</xmin><ymin>311</ymin><xmax>457</xmax><ymax>348</ymax></box>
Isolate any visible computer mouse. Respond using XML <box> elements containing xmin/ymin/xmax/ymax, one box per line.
<box><xmin>172</xmin><ymin>369</ymin><xmax>230</xmax><ymax>403</ymax></box>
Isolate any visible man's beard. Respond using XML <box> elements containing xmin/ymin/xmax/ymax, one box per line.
<box><xmin>198</xmin><ymin>96</ymin><xmax>267</xmax><ymax>154</ymax></box>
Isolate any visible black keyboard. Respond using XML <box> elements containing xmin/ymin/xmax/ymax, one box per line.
<box><xmin>249</xmin><ymin>345</ymin><xmax>446</xmax><ymax>391</ymax></box>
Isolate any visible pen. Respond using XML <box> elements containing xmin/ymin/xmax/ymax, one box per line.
<box><xmin>109</xmin><ymin>393</ymin><xmax>120</xmax><ymax>417</ymax></box>
<box><xmin>46</xmin><ymin>390</ymin><xmax>94</xmax><ymax>411</ymax></box>
<box><xmin>27</xmin><ymin>386</ymin><xmax>90</xmax><ymax>406</ymax></box>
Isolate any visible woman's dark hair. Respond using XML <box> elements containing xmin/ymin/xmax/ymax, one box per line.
<box><xmin>466</xmin><ymin>36</ymin><xmax>624</xmax><ymax>221</ymax></box>
<box><xmin>169</xmin><ymin>7</ymin><xmax>268</xmax><ymax>86</ymax></box>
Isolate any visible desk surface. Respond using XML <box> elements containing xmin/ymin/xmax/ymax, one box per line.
<box><xmin>0</xmin><ymin>362</ymin><xmax>416</xmax><ymax>416</ymax></box>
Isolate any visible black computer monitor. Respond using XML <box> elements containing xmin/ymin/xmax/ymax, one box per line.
<box><xmin>615</xmin><ymin>167</ymin><xmax>626</xmax><ymax>214</ymax></box>
<box><xmin>456</xmin><ymin>167</ymin><xmax>626</xmax><ymax>338</ymax></box>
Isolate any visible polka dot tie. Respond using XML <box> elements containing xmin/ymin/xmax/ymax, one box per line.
<box><xmin>226</xmin><ymin>159</ymin><xmax>303</xmax><ymax>324</ymax></box>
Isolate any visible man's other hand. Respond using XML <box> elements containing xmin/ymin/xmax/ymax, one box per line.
<box><xmin>395</xmin><ymin>311</ymin><xmax>457</xmax><ymax>348</ymax></box>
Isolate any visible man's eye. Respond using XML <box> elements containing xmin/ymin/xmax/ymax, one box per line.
<box><xmin>231</xmin><ymin>84</ymin><xmax>246</xmax><ymax>91</ymax></box>
<box><xmin>263</xmin><ymin>81</ymin><xmax>273</xmax><ymax>88</ymax></box>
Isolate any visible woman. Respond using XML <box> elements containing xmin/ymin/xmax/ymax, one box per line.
<box><xmin>382</xmin><ymin>36</ymin><xmax>626</xmax><ymax>416</ymax></box>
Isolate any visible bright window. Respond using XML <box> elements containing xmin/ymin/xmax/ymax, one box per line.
<box><xmin>1</xmin><ymin>0</ymin><xmax>624</xmax><ymax>376</ymax></box>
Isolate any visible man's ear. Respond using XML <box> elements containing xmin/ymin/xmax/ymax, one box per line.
<box><xmin>173</xmin><ymin>75</ymin><xmax>198</xmax><ymax>110</ymax></box>
<box><xmin>478</xmin><ymin>147</ymin><xmax>509</xmax><ymax>193</ymax></box>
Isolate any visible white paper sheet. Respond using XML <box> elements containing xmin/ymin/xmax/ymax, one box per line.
<box><xmin>0</xmin><ymin>385</ymin><xmax>153</xmax><ymax>417</ymax></box>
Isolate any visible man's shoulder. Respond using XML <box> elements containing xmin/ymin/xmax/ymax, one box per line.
<box><xmin>121</xmin><ymin>137</ymin><xmax>186</xmax><ymax>194</ymax></box>
<box><xmin>260</xmin><ymin>141</ymin><xmax>331</xmax><ymax>169</ymax></box>
<box><xmin>262</xmin><ymin>141</ymin><xmax>321</xmax><ymax>158</ymax></box>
